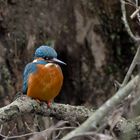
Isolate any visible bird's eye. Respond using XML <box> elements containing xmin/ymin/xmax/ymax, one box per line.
<box><xmin>43</xmin><ymin>56</ymin><xmax>53</xmax><ymax>60</ymax></box>
<box><xmin>44</xmin><ymin>57</ymin><xmax>49</xmax><ymax>60</ymax></box>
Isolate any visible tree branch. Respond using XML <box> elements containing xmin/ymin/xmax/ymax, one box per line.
<box><xmin>61</xmin><ymin>75</ymin><xmax>138</xmax><ymax>140</ymax></box>
<box><xmin>0</xmin><ymin>75</ymin><xmax>138</xmax><ymax>139</ymax></box>
<box><xmin>120</xmin><ymin>0</ymin><xmax>140</xmax><ymax>42</ymax></box>
<box><xmin>121</xmin><ymin>46</ymin><xmax>140</xmax><ymax>87</ymax></box>
<box><xmin>114</xmin><ymin>115</ymin><xmax>140</xmax><ymax>140</ymax></box>
<box><xmin>0</xmin><ymin>96</ymin><xmax>93</xmax><ymax>125</ymax></box>
<box><xmin>130</xmin><ymin>7</ymin><xmax>140</xmax><ymax>19</ymax></box>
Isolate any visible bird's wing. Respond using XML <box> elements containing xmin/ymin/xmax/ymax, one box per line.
<box><xmin>22</xmin><ymin>62</ymin><xmax>37</xmax><ymax>94</ymax></box>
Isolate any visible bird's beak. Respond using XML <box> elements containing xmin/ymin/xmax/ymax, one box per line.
<box><xmin>51</xmin><ymin>58</ymin><xmax>66</xmax><ymax>65</ymax></box>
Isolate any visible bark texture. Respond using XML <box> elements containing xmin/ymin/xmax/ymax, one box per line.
<box><xmin>0</xmin><ymin>96</ymin><xmax>93</xmax><ymax>125</ymax></box>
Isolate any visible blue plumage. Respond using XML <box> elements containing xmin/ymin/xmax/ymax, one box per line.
<box><xmin>23</xmin><ymin>63</ymin><xmax>36</xmax><ymax>94</ymax></box>
<box><xmin>22</xmin><ymin>45</ymin><xmax>65</xmax><ymax>94</ymax></box>
<box><xmin>22</xmin><ymin>60</ymin><xmax>47</xmax><ymax>94</ymax></box>
<box><xmin>34</xmin><ymin>45</ymin><xmax>57</xmax><ymax>58</ymax></box>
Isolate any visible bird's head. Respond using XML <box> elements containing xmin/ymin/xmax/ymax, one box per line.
<box><xmin>34</xmin><ymin>45</ymin><xmax>66</xmax><ymax>65</ymax></box>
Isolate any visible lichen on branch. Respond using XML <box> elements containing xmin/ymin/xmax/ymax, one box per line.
<box><xmin>0</xmin><ymin>96</ymin><xmax>94</xmax><ymax>125</ymax></box>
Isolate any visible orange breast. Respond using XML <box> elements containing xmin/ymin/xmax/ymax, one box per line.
<box><xmin>27</xmin><ymin>63</ymin><xmax>63</xmax><ymax>102</ymax></box>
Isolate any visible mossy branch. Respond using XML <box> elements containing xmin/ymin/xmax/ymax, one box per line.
<box><xmin>0</xmin><ymin>76</ymin><xmax>139</xmax><ymax>139</ymax></box>
<box><xmin>0</xmin><ymin>96</ymin><xmax>93</xmax><ymax>125</ymax></box>
<box><xmin>114</xmin><ymin>116</ymin><xmax>140</xmax><ymax>140</ymax></box>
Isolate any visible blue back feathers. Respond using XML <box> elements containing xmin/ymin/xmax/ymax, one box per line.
<box><xmin>23</xmin><ymin>60</ymin><xmax>47</xmax><ymax>94</ymax></box>
<box><xmin>23</xmin><ymin>62</ymin><xmax>36</xmax><ymax>94</ymax></box>
<box><xmin>34</xmin><ymin>45</ymin><xmax>57</xmax><ymax>58</ymax></box>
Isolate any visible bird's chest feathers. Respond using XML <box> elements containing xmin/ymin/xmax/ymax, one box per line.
<box><xmin>35</xmin><ymin>64</ymin><xmax>57</xmax><ymax>82</ymax></box>
<box><xmin>27</xmin><ymin>63</ymin><xmax>63</xmax><ymax>101</ymax></box>
<box><xmin>29</xmin><ymin>63</ymin><xmax>63</xmax><ymax>87</ymax></box>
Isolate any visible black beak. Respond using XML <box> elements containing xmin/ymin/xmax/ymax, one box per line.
<box><xmin>51</xmin><ymin>58</ymin><xmax>66</xmax><ymax>65</ymax></box>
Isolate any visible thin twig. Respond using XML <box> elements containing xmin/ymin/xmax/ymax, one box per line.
<box><xmin>126</xmin><ymin>0</ymin><xmax>136</xmax><ymax>5</ymax></box>
<box><xmin>130</xmin><ymin>7</ymin><xmax>140</xmax><ymax>19</ymax></box>
<box><xmin>125</xmin><ymin>0</ymin><xmax>138</xmax><ymax>8</ymax></box>
<box><xmin>24</xmin><ymin>122</ymin><xmax>34</xmax><ymax>132</ymax></box>
<box><xmin>44</xmin><ymin>120</ymin><xmax>69</xmax><ymax>139</ymax></box>
<box><xmin>61</xmin><ymin>76</ymin><xmax>138</xmax><ymax>140</ymax></box>
<box><xmin>120</xmin><ymin>0</ymin><xmax>140</xmax><ymax>42</ymax></box>
<box><xmin>135</xmin><ymin>0</ymin><xmax>140</xmax><ymax>22</ymax></box>
<box><xmin>120</xmin><ymin>0</ymin><xmax>140</xmax><ymax>87</ymax></box>
<box><xmin>0</xmin><ymin>125</ymin><xmax>3</xmax><ymax>133</ymax></box>
<box><xmin>65</xmin><ymin>132</ymin><xmax>112</xmax><ymax>140</ymax></box>
<box><xmin>4</xmin><ymin>124</ymin><xmax>17</xmax><ymax>140</ymax></box>
<box><xmin>54</xmin><ymin>131</ymin><xmax>62</xmax><ymax>140</ymax></box>
<box><xmin>121</xmin><ymin>46</ymin><xmax>140</xmax><ymax>87</ymax></box>
<box><xmin>0</xmin><ymin>126</ymin><xmax>76</xmax><ymax>139</ymax></box>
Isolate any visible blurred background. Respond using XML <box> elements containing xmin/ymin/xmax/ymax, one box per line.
<box><xmin>0</xmin><ymin>0</ymin><xmax>138</xmax><ymax>139</ymax></box>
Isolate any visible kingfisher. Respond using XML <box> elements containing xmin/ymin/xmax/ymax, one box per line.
<box><xmin>22</xmin><ymin>45</ymin><xmax>66</xmax><ymax>107</ymax></box>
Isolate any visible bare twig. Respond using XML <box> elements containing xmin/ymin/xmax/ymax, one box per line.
<box><xmin>121</xmin><ymin>46</ymin><xmax>140</xmax><ymax>87</ymax></box>
<box><xmin>61</xmin><ymin>76</ymin><xmax>138</xmax><ymax>140</ymax></box>
<box><xmin>0</xmin><ymin>125</ymin><xmax>3</xmax><ymax>133</ymax></box>
<box><xmin>125</xmin><ymin>1</ymin><xmax>138</xmax><ymax>8</ymax></box>
<box><xmin>8</xmin><ymin>124</ymin><xmax>17</xmax><ymax>136</ymax></box>
<box><xmin>130</xmin><ymin>7</ymin><xmax>140</xmax><ymax>19</ymax></box>
<box><xmin>135</xmin><ymin>0</ymin><xmax>140</xmax><ymax>22</ymax></box>
<box><xmin>64</xmin><ymin>132</ymin><xmax>112</xmax><ymax>140</ymax></box>
<box><xmin>120</xmin><ymin>0</ymin><xmax>140</xmax><ymax>42</ymax></box>
<box><xmin>126</xmin><ymin>0</ymin><xmax>136</xmax><ymax>6</ymax></box>
<box><xmin>130</xmin><ymin>0</ymin><xmax>140</xmax><ymax>21</ymax></box>
<box><xmin>24</xmin><ymin>122</ymin><xmax>34</xmax><ymax>132</ymax></box>
<box><xmin>0</xmin><ymin>126</ymin><xmax>76</xmax><ymax>139</ymax></box>
<box><xmin>120</xmin><ymin>0</ymin><xmax>140</xmax><ymax>88</ymax></box>
<box><xmin>44</xmin><ymin>121</ymin><xmax>69</xmax><ymax>139</ymax></box>
<box><xmin>54</xmin><ymin>130</ymin><xmax>62</xmax><ymax>140</ymax></box>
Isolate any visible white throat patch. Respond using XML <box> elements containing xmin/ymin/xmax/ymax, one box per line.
<box><xmin>33</xmin><ymin>59</ymin><xmax>38</xmax><ymax>63</ymax></box>
<box><xmin>45</xmin><ymin>63</ymin><xmax>56</xmax><ymax>68</ymax></box>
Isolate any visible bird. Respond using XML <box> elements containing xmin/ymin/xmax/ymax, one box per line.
<box><xmin>22</xmin><ymin>45</ymin><xmax>66</xmax><ymax>107</ymax></box>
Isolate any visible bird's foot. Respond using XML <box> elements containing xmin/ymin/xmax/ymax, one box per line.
<box><xmin>35</xmin><ymin>99</ymin><xmax>51</xmax><ymax>108</ymax></box>
<box><xmin>47</xmin><ymin>101</ymin><xmax>51</xmax><ymax>108</ymax></box>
